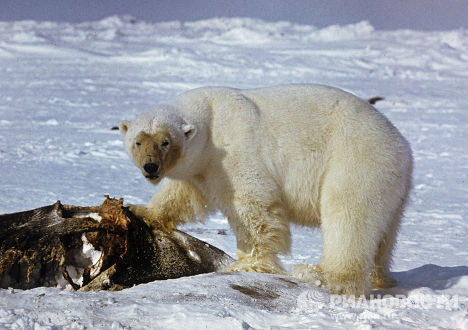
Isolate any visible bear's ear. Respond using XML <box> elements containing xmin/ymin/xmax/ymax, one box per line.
<box><xmin>119</xmin><ymin>120</ymin><xmax>131</xmax><ymax>135</ymax></box>
<box><xmin>182</xmin><ymin>124</ymin><xmax>197</xmax><ymax>140</ymax></box>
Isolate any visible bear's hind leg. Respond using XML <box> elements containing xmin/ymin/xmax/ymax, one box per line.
<box><xmin>371</xmin><ymin>211</ymin><xmax>401</xmax><ymax>289</ymax></box>
<box><xmin>318</xmin><ymin>214</ymin><xmax>376</xmax><ymax>297</ymax></box>
<box><xmin>292</xmin><ymin>188</ymin><xmax>382</xmax><ymax>297</ymax></box>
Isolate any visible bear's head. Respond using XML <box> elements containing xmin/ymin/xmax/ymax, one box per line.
<box><xmin>120</xmin><ymin>111</ymin><xmax>196</xmax><ymax>185</ymax></box>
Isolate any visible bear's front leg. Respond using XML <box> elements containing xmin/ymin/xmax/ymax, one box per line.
<box><xmin>129</xmin><ymin>179</ymin><xmax>210</xmax><ymax>232</ymax></box>
<box><xmin>127</xmin><ymin>204</ymin><xmax>175</xmax><ymax>232</ymax></box>
<box><xmin>226</xmin><ymin>195</ymin><xmax>290</xmax><ymax>275</ymax></box>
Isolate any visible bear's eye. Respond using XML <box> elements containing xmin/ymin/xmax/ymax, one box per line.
<box><xmin>135</xmin><ymin>142</ymin><xmax>141</xmax><ymax>146</ymax></box>
<box><xmin>161</xmin><ymin>140</ymin><xmax>169</xmax><ymax>148</ymax></box>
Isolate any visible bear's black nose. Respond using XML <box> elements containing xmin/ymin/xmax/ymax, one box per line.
<box><xmin>144</xmin><ymin>163</ymin><xmax>159</xmax><ymax>175</ymax></box>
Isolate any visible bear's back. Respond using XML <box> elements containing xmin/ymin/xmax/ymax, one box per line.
<box><xmin>169</xmin><ymin>84</ymin><xmax>408</xmax><ymax>163</ymax></box>
<box><xmin>241</xmin><ymin>84</ymin><xmax>374</xmax><ymax>124</ymax></box>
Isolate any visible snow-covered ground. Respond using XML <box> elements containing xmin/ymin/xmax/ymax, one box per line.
<box><xmin>0</xmin><ymin>16</ymin><xmax>467</xmax><ymax>328</ymax></box>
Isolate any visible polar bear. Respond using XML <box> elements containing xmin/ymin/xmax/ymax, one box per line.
<box><xmin>120</xmin><ymin>84</ymin><xmax>412</xmax><ymax>296</ymax></box>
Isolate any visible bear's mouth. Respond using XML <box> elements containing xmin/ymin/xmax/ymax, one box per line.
<box><xmin>142</xmin><ymin>162</ymin><xmax>160</xmax><ymax>181</ymax></box>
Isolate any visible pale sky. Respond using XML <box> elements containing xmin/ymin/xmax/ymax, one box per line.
<box><xmin>1</xmin><ymin>0</ymin><xmax>467</xmax><ymax>31</ymax></box>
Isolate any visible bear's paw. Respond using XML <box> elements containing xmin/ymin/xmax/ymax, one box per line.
<box><xmin>228</xmin><ymin>254</ymin><xmax>285</xmax><ymax>275</ymax></box>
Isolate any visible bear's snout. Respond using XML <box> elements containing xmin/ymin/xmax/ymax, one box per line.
<box><xmin>143</xmin><ymin>162</ymin><xmax>159</xmax><ymax>179</ymax></box>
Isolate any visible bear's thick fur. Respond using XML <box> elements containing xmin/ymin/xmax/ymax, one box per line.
<box><xmin>120</xmin><ymin>84</ymin><xmax>413</xmax><ymax>296</ymax></box>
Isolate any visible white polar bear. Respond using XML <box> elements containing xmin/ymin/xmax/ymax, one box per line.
<box><xmin>120</xmin><ymin>84</ymin><xmax>412</xmax><ymax>296</ymax></box>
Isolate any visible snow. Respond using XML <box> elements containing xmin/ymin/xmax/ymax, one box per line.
<box><xmin>0</xmin><ymin>16</ymin><xmax>467</xmax><ymax>329</ymax></box>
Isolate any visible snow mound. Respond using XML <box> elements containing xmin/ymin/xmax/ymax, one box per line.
<box><xmin>1</xmin><ymin>270</ymin><xmax>466</xmax><ymax>329</ymax></box>
<box><xmin>0</xmin><ymin>17</ymin><xmax>376</xmax><ymax>57</ymax></box>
